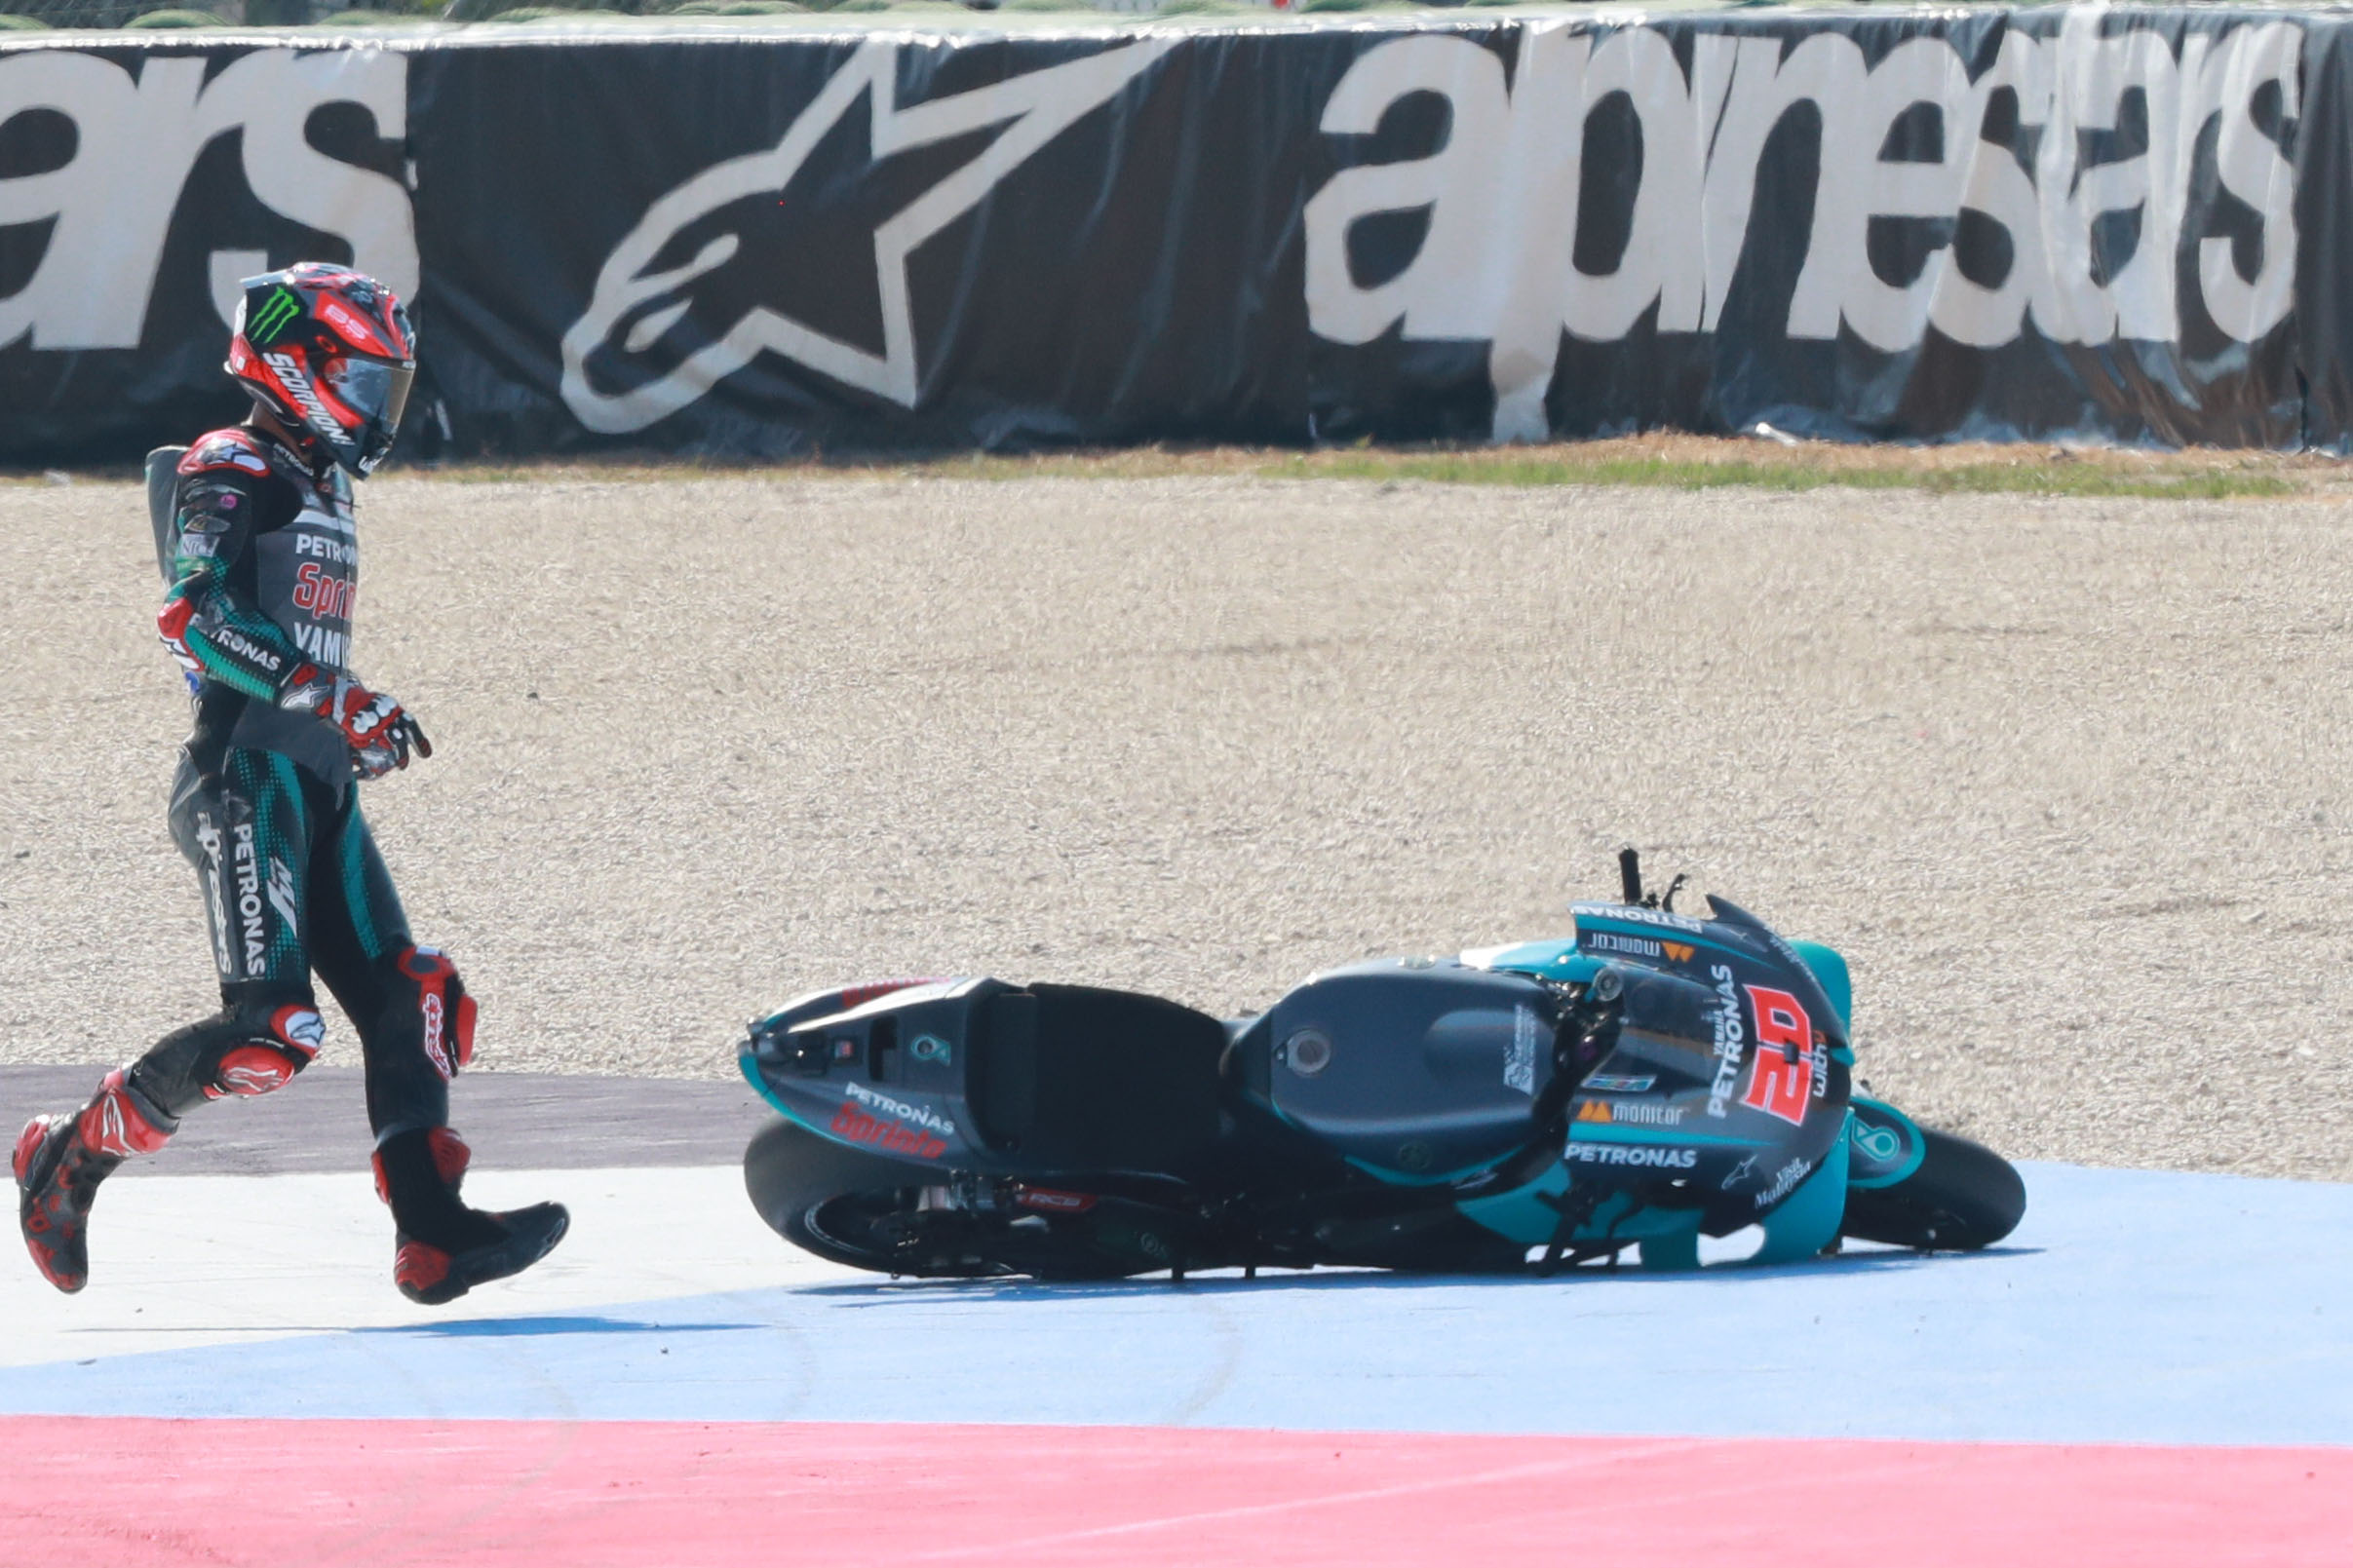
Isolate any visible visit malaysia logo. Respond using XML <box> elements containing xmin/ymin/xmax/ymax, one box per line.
<box><xmin>559</xmin><ymin>38</ymin><xmax>1175</xmax><ymax>434</ymax></box>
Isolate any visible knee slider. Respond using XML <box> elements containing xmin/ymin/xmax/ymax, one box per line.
<box><xmin>395</xmin><ymin>945</ymin><xmax>476</xmax><ymax>1079</ymax></box>
<box><xmin>204</xmin><ymin>1004</ymin><xmax>324</xmax><ymax>1099</ymax></box>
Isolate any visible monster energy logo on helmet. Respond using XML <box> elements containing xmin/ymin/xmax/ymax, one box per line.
<box><xmin>244</xmin><ymin>286</ymin><xmax>303</xmax><ymax>347</ymax></box>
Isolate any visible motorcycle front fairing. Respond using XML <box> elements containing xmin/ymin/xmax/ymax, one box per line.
<box><xmin>1457</xmin><ymin>897</ymin><xmax>1859</xmax><ymax>1262</ymax></box>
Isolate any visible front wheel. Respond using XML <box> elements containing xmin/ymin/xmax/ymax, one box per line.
<box><xmin>1839</xmin><ymin>1120</ymin><xmax>2025</xmax><ymax>1251</ymax></box>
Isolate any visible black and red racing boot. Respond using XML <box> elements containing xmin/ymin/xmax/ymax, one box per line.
<box><xmin>373</xmin><ymin>1127</ymin><xmax>569</xmax><ymax>1307</ymax></box>
<box><xmin>15</xmin><ymin>1114</ymin><xmax>136</xmax><ymax>1295</ymax></box>
<box><xmin>15</xmin><ymin>1116</ymin><xmax>112</xmax><ymax>1293</ymax></box>
<box><xmin>394</xmin><ymin>1203</ymin><xmax>571</xmax><ymax>1307</ymax></box>
<box><xmin>15</xmin><ymin>1069</ymin><xmax>176</xmax><ymax>1293</ymax></box>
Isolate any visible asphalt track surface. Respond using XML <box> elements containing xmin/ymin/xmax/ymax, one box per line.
<box><xmin>0</xmin><ymin>1066</ymin><xmax>766</xmax><ymax>1174</ymax></box>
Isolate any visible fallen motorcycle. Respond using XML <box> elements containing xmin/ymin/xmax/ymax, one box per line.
<box><xmin>741</xmin><ymin>854</ymin><xmax>2025</xmax><ymax>1279</ymax></box>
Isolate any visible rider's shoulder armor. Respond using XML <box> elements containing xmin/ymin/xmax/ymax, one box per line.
<box><xmin>176</xmin><ymin>428</ymin><xmax>276</xmax><ymax>480</ymax></box>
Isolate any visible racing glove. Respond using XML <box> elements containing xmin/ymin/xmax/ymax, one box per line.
<box><xmin>281</xmin><ymin>665</ymin><xmax>433</xmax><ymax>780</ymax></box>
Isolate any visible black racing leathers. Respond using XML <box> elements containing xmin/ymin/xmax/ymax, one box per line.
<box><xmin>21</xmin><ymin>409</ymin><xmax>568</xmax><ymax>1296</ymax></box>
<box><xmin>156</xmin><ymin>426</ymin><xmax>358</xmax><ymax>788</ymax></box>
<box><xmin>159</xmin><ymin>748</ymin><xmax>462</xmax><ymax>1140</ymax></box>
<box><xmin>130</xmin><ymin>427</ymin><xmax>463</xmax><ymax>1144</ymax></box>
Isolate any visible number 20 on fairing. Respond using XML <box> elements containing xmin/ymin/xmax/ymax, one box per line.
<box><xmin>1742</xmin><ymin>985</ymin><xmax>1813</xmax><ymax>1126</ymax></box>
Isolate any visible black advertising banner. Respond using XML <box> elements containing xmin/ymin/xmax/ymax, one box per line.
<box><xmin>0</xmin><ymin>41</ymin><xmax>415</xmax><ymax>464</ymax></box>
<box><xmin>0</xmin><ymin>10</ymin><xmax>2344</xmax><ymax>463</ymax></box>
<box><xmin>1304</xmin><ymin>10</ymin><xmax>2309</xmax><ymax>447</ymax></box>
<box><xmin>405</xmin><ymin>31</ymin><xmax>1309</xmax><ymax>455</ymax></box>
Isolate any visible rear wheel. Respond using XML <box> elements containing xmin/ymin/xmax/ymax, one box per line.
<box><xmin>744</xmin><ymin>1118</ymin><xmax>1000</xmax><ymax>1277</ymax></box>
<box><xmin>743</xmin><ymin>1119</ymin><xmax>1146</xmax><ymax>1280</ymax></box>
<box><xmin>1840</xmin><ymin>1126</ymin><xmax>2025</xmax><ymax>1250</ymax></box>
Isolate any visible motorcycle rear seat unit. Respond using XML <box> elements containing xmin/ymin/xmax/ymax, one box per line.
<box><xmin>972</xmin><ymin>985</ymin><xmax>1224</xmax><ymax>1172</ymax></box>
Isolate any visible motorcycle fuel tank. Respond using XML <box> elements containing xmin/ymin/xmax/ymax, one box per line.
<box><xmin>1244</xmin><ymin>959</ymin><xmax>1562</xmax><ymax>1185</ymax></box>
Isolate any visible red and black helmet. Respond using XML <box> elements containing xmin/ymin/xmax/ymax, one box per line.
<box><xmin>225</xmin><ymin>263</ymin><xmax>416</xmax><ymax>478</ymax></box>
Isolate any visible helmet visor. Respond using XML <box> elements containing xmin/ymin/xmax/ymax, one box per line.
<box><xmin>321</xmin><ymin>356</ymin><xmax>414</xmax><ymax>435</ymax></box>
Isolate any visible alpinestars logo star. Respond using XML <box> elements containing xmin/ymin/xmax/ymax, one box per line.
<box><xmin>559</xmin><ymin>38</ymin><xmax>1175</xmax><ymax>434</ymax></box>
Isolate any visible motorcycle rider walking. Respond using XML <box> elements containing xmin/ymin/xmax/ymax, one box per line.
<box><xmin>14</xmin><ymin>263</ymin><xmax>568</xmax><ymax>1305</ymax></box>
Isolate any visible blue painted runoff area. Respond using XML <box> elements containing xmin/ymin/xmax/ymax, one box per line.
<box><xmin>2</xmin><ymin>1162</ymin><xmax>2345</xmax><ymax>1448</ymax></box>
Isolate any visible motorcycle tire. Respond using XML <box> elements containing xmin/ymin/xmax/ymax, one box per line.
<box><xmin>744</xmin><ymin>1119</ymin><xmax>1141</xmax><ymax>1280</ymax></box>
<box><xmin>744</xmin><ymin>1118</ymin><xmax>1002</xmax><ymax>1277</ymax></box>
<box><xmin>1839</xmin><ymin>1126</ymin><xmax>2025</xmax><ymax>1251</ymax></box>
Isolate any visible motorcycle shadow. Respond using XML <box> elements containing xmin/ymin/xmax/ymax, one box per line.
<box><xmin>795</xmin><ymin>1243</ymin><xmax>2040</xmax><ymax>1303</ymax></box>
<box><xmin>358</xmin><ymin>1316</ymin><xmax>765</xmax><ymax>1338</ymax></box>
